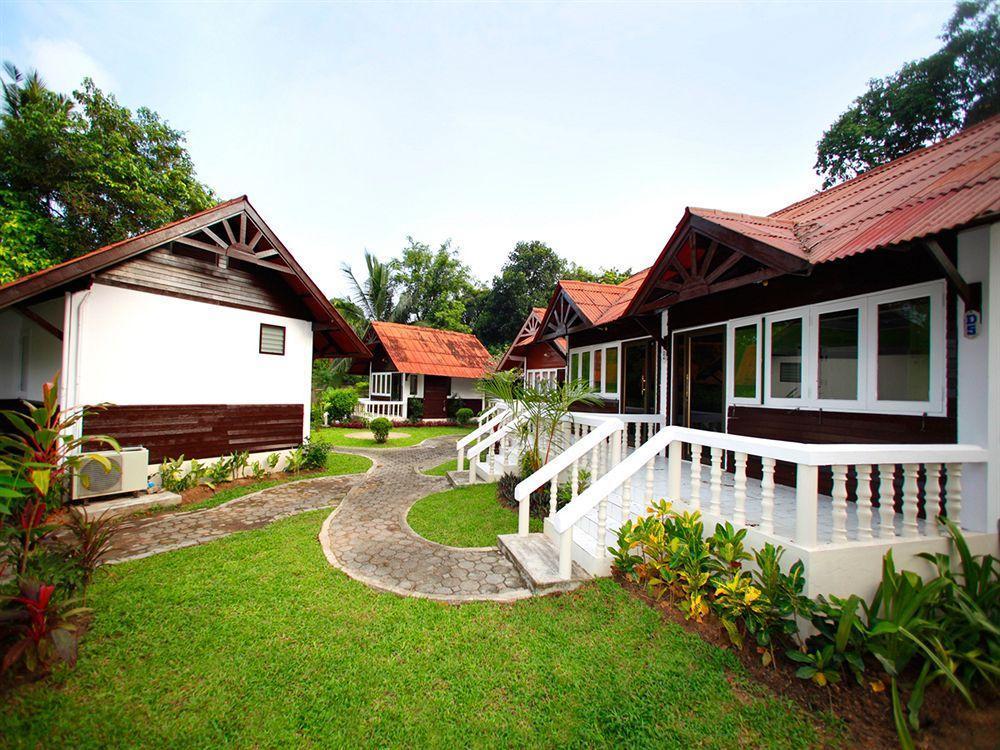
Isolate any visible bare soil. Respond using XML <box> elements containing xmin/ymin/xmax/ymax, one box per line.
<box><xmin>616</xmin><ymin>575</ymin><xmax>1000</xmax><ymax>750</ymax></box>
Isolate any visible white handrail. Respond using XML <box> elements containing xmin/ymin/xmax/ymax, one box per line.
<box><xmin>476</xmin><ymin>402</ymin><xmax>503</xmax><ymax>425</ymax></box>
<box><xmin>466</xmin><ymin>415</ymin><xmax>523</xmax><ymax>483</ymax></box>
<box><xmin>514</xmin><ymin>418</ymin><xmax>624</xmax><ymax>503</ymax></box>
<box><xmin>458</xmin><ymin>407</ymin><xmax>512</xmax><ymax>450</ymax></box>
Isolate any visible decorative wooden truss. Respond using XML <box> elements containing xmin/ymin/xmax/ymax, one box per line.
<box><xmin>540</xmin><ymin>291</ymin><xmax>588</xmax><ymax>339</ymax></box>
<box><xmin>628</xmin><ymin>212</ymin><xmax>811</xmax><ymax>315</ymax></box>
<box><xmin>170</xmin><ymin>211</ymin><xmax>292</xmax><ymax>275</ymax></box>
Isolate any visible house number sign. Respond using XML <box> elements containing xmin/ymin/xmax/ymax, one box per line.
<box><xmin>964</xmin><ymin>310</ymin><xmax>981</xmax><ymax>339</ymax></box>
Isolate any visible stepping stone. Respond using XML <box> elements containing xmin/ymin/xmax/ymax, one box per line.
<box><xmin>497</xmin><ymin>533</ymin><xmax>590</xmax><ymax>595</ymax></box>
<box><xmin>80</xmin><ymin>491</ymin><xmax>181</xmax><ymax>520</ymax></box>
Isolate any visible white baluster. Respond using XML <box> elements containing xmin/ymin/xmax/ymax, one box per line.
<box><xmin>622</xmin><ymin>475</ymin><xmax>633</xmax><ymax>522</ymax></box>
<box><xmin>689</xmin><ymin>444</ymin><xmax>702</xmax><ymax>511</ymax></box>
<box><xmin>945</xmin><ymin>463</ymin><xmax>963</xmax><ymax>529</ymax></box>
<box><xmin>733</xmin><ymin>452</ymin><xmax>748</xmax><ymax>526</ymax></box>
<box><xmin>488</xmin><ymin>443</ymin><xmax>495</xmax><ymax>479</ymax></box>
<box><xmin>761</xmin><ymin>457</ymin><xmax>775</xmax><ymax>535</ymax></box>
<box><xmin>549</xmin><ymin>476</ymin><xmax>558</xmax><ymax>518</ymax></box>
<box><xmin>645</xmin><ymin>456</ymin><xmax>655</xmax><ymax>508</ymax></box>
<box><xmin>709</xmin><ymin>447</ymin><xmax>723</xmax><ymax>515</ymax></box>
<box><xmin>589</xmin><ymin>442</ymin><xmax>599</xmax><ymax>488</ymax></box>
<box><xmin>877</xmin><ymin>464</ymin><xmax>896</xmax><ymax>537</ymax></box>
<box><xmin>902</xmin><ymin>464</ymin><xmax>920</xmax><ymax>537</ymax></box>
<box><xmin>831</xmin><ymin>464</ymin><xmax>848</xmax><ymax>543</ymax></box>
<box><xmin>667</xmin><ymin>440</ymin><xmax>682</xmax><ymax>501</ymax></box>
<box><xmin>924</xmin><ymin>463</ymin><xmax>943</xmax><ymax>529</ymax></box>
<box><xmin>854</xmin><ymin>465</ymin><xmax>873</xmax><ymax>541</ymax></box>
<box><xmin>597</xmin><ymin>492</ymin><xmax>608</xmax><ymax>560</ymax></box>
<box><xmin>468</xmin><ymin>447</ymin><xmax>477</xmax><ymax>484</ymax></box>
<box><xmin>571</xmin><ymin>458</ymin><xmax>579</xmax><ymax>499</ymax></box>
<box><xmin>795</xmin><ymin>464</ymin><xmax>819</xmax><ymax>548</ymax></box>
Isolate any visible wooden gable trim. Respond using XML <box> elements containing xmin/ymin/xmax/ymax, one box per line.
<box><xmin>536</xmin><ymin>287</ymin><xmax>591</xmax><ymax>341</ymax></box>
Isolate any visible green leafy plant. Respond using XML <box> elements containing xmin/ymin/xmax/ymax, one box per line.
<box><xmin>283</xmin><ymin>448</ymin><xmax>305</xmax><ymax>474</ymax></box>
<box><xmin>496</xmin><ymin>472</ymin><xmax>519</xmax><ymax>509</ymax></box>
<box><xmin>370</xmin><ymin>418</ymin><xmax>392</xmax><ymax>444</ymax></box>
<box><xmin>59</xmin><ymin>510</ymin><xmax>123</xmax><ymax>586</ymax></box>
<box><xmin>250</xmin><ymin>461</ymin><xmax>268</xmax><ymax>481</ymax></box>
<box><xmin>159</xmin><ymin>456</ymin><xmax>193</xmax><ymax>492</ymax></box>
<box><xmin>707</xmin><ymin>522</ymin><xmax>751</xmax><ymax>574</ymax></box>
<box><xmin>323</xmin><ymin>388</ymin><xmax>359</xmax><ymax>423</ymax></box>
<box><xmin>713</xmin><ymin>571</ymin><xmax>769</xmax><ymax>649</ymax></box>
<box><xmin>266</xmin><ymin>453</ymin><xmax>280</xmax><ymax>470</ymax></box>
<box><xmin>229</xmin><ymin>451</ymin><xmax>250</xmax><ymax>480</ymax></box>
<box><xmin>407</xmin><ymin>397</ymin><xmax>424</xmax><ymax>422</ymax></box>
<box><xmin>205</xmin><ymin>456</ymin><xmax>233</xmax><ymax>486</ymax></box>
<box><xmin>0</xmin><ymin>579</ymin><xmax>89</xmax><ymax>675</ymax></box>
<box><xmin>751</xmin><ymin>544</ymin><xmax>812</xmax><ymax>662</ymax></box>
<box><xmin>808</xmin><ymin>594</ymin><xmax>867</xmax><ymax>685</ymax></box>
<box><xmin>455</xmin><ymin>407</ymin><xmax>474</xmax><ymax>426</ymax></box>
<box><xmin>787</xmin><ymin>644</ymin><xmax>843</xmax><ymax>688</ymax></box>
<box><xmin>299</xmin><ymin>439</ymin><xmax>330</xmax><ymax>471</ymax></box>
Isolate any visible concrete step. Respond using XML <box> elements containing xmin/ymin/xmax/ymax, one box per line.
<box><xmin>497</xmin><ymin>532</ymin><xmax>590</xmax><ymax>595</ymax></box>
<box><xmin>79</xmin><ymin>491</ymin><xmax>182</xmax><ymax>520</ymax></box>
<box><xmin>445</xmin><ymin>469</ymin><xmax>470</xmax><ymax>488</ymax></box>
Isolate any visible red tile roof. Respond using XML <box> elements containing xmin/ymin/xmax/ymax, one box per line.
<box><xmin>557</xmin><ymin>268</ymin><xmax>650</xmax><ymax>327</ymax></box>
<box><xmin>686</xmin><ymin>116</ymin><xmax>1000</xmax><ymax>264</ymax></box>
<box><xmin>370</xmin><ymin>321</ymin><xmax>493</xmax><ymax>379</ymax></box>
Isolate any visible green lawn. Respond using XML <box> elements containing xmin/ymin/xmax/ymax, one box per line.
<box><xmin>407</xmin><ymin>483</ymin><xmax>543</xmax><ymax>547</ymax></box>
<box><xmin>179</xmin><ymin>452</ymin><xmax>372</xmax><ymax>512</ymax></box>
<box><xmin>313</xmin><ymin>425</ymin><xmax>470</xmax><ymax>449</ymax></box>
<box><xmin>0</xmin><ymin>511</ymin><xmax>839</xmax><ymax>749</ymax></box>
<box><xmin>422</xmin><ymin>457</ymin><xmax>468</xmax><ymax>476</ymax></box>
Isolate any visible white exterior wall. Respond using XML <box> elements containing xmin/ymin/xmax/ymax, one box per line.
<box><xmin>450</xmin><ymin>377</ymin><xmax>483</xmax><ymax>401</ymax></box>
<box><xmin>957</xmin><ymin>222</ymin><xmax>1000</xmax><ymax>534</ymax></box>
<box><xmin>0</xmin><ymin>298</ymin><xmax>65</xmax><ymax>401</ymax></box>
<box><xmin>66</xmin><ymin>283</ymin><xmax>314</xmax><ymax>437</ymax></box>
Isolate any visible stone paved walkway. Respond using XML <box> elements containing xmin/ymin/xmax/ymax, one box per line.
<box><xmin>322</xmin><ymin>438</ymin><xmax>532</xmax><ymax>602</ymax></box>
<box><xmin>105</xmin><ymin>474</ymin><xmax>363</xmax><ymax>563</ymax></box>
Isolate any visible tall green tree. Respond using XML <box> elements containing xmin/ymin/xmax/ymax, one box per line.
<box><xmin>815</xmin><ymin>0</ymin><xmax>999</xmax><ymax>188</ymax></box>
<box><xmin>0</xmin><ymin>63</ymin><xmax>216</xmax><ymax>283</ymax></box>
<box><xmin>341</xmin><ymin>250</ymin><xmax>411</xmax><ymax>325</ymax></box>
<box><xmin>392</xmin><ymin>237</ymin><xmax>479</xmax><ymax>332</ymax></box>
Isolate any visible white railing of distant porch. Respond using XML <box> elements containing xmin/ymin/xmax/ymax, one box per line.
<box><xmin>354</xmin><ymin>398</ymin><xmax>406</xmax><ymax>420</ymax></box>
<box><xmin>515</xmin><ymin>422</ymin><xmax>988</xmax><ymax>580</ymax></box>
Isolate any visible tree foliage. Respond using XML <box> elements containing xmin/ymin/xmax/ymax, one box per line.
<box><xmin>815</xmin><ymin>1</ymin><xmax>999</xmax><ymax>188</ymax></box>
<box><xmin>340</xmin><ymin>250</ymin><xmax>411</xmax><ymax>325</ymax></box>
<box><xmin>0</xmin><ymin>63</ymin><xmax>216</xmax><ymax>283</ymax></box>
<box><xmin>392</xmin><ymin>237</ymin><xmax>476</xmax><ymax>332</ymax></box>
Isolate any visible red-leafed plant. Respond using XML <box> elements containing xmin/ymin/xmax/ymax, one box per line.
<box><xmin>0</xmin><ymin>374</ymin><xmax>118</xmax><ymax>576</ymax></box>
<box><xmin>0</xmin><ymin>579</ymin><xmax>89</xmax><ymax>675</ymax></box>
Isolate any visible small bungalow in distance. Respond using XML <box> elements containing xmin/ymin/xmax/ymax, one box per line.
<box><xmin>0</xmin><ymin>196</ymin><xmax>368</xmax><ymax>495</ymax></box>
<box><xmin>352</xmin><ymin>321</ymin><xmax>493</xmax><ymax>421</ymax></box>
<box><xmin>496</xmin><ymin>307</ymin><xmax>567</xmax><ymax>388</ymax></box>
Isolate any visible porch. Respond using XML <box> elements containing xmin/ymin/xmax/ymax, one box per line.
<box><xmin>459</xmin><ymin>411</ymin><xmax>994</xmax><ymax>601</ymax></box>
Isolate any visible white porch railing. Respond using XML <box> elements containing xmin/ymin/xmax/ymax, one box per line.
<box><xmin>355</xmin><ymin>398</ymin><xmax>406</xmax><ymax>420</ymax></box>
<box><xmin>516</xmin><ymin>421</ymin><xmax>988</xmax><ymax>581</ymax></box>
<box><xmin>476</xmin><ymin>401</ymin><xmax>504</xmax><ymax>425</ymax></box>
<box><xmin>457</xmin><ymin>406</ymin><xmax>514</xmax><ymax>470</ymax></box>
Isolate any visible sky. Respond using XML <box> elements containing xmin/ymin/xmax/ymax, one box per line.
<box><xmin>0</xmin><ymin>1</ymin><xmax>956</xmax><ymax>299</ymax></box>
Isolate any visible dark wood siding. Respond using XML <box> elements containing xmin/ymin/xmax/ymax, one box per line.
<box><xmin>525</xmin><ymin>342</ymin><xmax>565</xmax><ymax>370</ymax></box>
<box><xmin>96</xmin><ymin>246</ymin><xmax>309</xmax><ymax>318</ymax></box>
<box><xmin>423</xmin><ymin>376</ymin><xmax>450</xmax><ymax>419</ymax></box>
<box><xmin>84</xmin><ymin>404</ymin><xmax>304</xmax><ymax>463</ymax></box>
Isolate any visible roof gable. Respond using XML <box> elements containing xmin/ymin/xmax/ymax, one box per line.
<box><xmin>0</xmin><ymin>197</ymin><xmax>369</xmax><ymax>358</ymax></box>
<box><xmin>369</xmin><ymin>321</ymin><xmax>493</xmax><ymax>379</ymax></box>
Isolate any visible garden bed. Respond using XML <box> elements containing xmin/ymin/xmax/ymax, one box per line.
<box><xmin>618</xmin><ymin>574</ymin><xmax>999</xmax><ymax>750</ymax></box>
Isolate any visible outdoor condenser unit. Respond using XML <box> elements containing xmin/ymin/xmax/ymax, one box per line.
<box><xmin>71</xmin><ymin>447</ymin><xmax>149</xmax><ymax>500</ymax></box>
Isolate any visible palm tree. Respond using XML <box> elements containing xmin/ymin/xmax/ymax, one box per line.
<box><xmin>341</xmin><ymin>250</ymin><xmax>410</xmax><ymax>325</ymax></box>
<box><xmin>478</xmin><ymin>370</ymin><xmax>601</xmax><ymax>475</ymax></box>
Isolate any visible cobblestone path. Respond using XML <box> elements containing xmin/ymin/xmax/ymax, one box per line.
<box><xmin>106</xmin><ymin>474</ymin><xmax>363</xmax><ymax>563</ymax></box>
<box><xmin>322</xmin><ymin>438</ymin><xmax>531</xmax><ymax>602</ymax></box>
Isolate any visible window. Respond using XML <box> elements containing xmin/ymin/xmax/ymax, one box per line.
<box><xmin>604</xmin><ymin>347</ymin><xmax>618</xmax><ymax>394</ymax></box>
<box><xmin>259</xmin><ymin>324</ymin><xmax>285</xmax><ymax>355</ymax></box>
<box><xmin>371</xmin><ymin>372</ymin><xmax>393</xmax><ymax>397</ymax></box>
<box><xmin>877</xmin><ymin>297</ymin><xmax>930</xmax><ymax>402</ymax></box>
<box><xmin>729</xmin><ymin>320</ymin><xmax>760</xmax><ymax>402</ymax></box>
<box><xmin>566</xmin><ymin>342</ymin><xmax>623</xmax><ymax>397</ymax></box>
<box><xmin>768</xmin><ymin>317</ymin><xmax>803</xmax><ymax>400</ymax></box>
<box><xmin>725</xmin><ymin>281</ymin><xmax>944</xmax><ymax>415</ymax></box>
<box><xmin>409</xmin><ymin>374</ymin><xmax>419</xmax><ymax>396</ymax></box>
<box><xmin>818</xmin><ymin>308</ymin><xmax>859</xmax><ymax>401</ymax></box>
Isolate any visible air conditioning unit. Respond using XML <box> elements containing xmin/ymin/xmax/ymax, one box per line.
<box><xmin>72</xmin><ymin>447</ymin><xmax>149</xmax><ymax>500</ymax></box>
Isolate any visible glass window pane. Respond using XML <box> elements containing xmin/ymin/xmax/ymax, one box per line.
<box><xmin>594</xmin><ymin>350</ymin><xmax>602</xmax><ymax>390</ymax></box>
<box><xmin>733</xmin><ymin>324</ymin><xmax>757</xmax><ymax>399</ymax></box>
<box><xmin>570</xmin><ymin>352</ymin><xmax>579</xmax><ymax>380</ymax></box>
<box><xmin>605</xmin><ymin>347</ymin><xmax>618</xmax><ymax>394</ymax></box>
<box><xmin>581</xmin><ymin>351</ymin><xmax>591</xmax><ymax>386</ymax></box>
<box><xmin>770</xmin><ymin>318</ymin><xmax>802</xmax><ymax>399</ymax></box>
<box><xmin>878</xmin><ymin>297</ymin><xmax>930</xmax><ymax>401</ymax></box>
<box><xmin>818</xmin><ymin>309</ymin><xmax>859</xmax><ymax>400</ymax></box>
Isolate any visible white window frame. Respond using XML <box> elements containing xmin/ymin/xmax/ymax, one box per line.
<box><xmin>525</xmin><ymin>368</ymin><xmax>561</xmax><ymax>390</ymax></box>
<box><xmin>866</xmin><ymin>282</ymin><xmax>945</xmax><ymax>415</ymax></box>
<box><xmin>811</xmin><ymin>297</ymin><xmax>867</xmax><ymax>411</ymax></box>
<box><xmin>370</xmin><ymin>371</ymin><xmax>394</xmax><ymax>398</ymax></box>
<box><xmin>725</xmin><ymin>280</ymin><xmax>946</xmax><ymax>416</ymax></box>
<box><xmin>726</xmin><ymin>316</ymin><xmax>762</xmax><ymax>406</ymax></box>
<box><xmin>406</xmin><ymin>373</ymin><xmax>423</xmax><ymax>398</ymax></box>
<box><xmin>566</xmin><ymin>342</ymin><xmax>621</xmax><ymax>398</ymax></box>
<box><xmin>764</xmin><ymin>308</ymin><xmax>811</xmax><ymax>407</ymax></box>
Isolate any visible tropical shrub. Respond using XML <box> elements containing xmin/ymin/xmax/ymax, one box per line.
<box><xmin>323</xmin><ymin>388</ymin><xmax>359</xmax><ymax>423</ymax></box>
<box><xmin>0</xmin><ymin>579</ymin><xmax>88</xmax><ymax>675</ymax></box>
<box><xmin>370</xmin><ymin>418</ymin><xmax>392</xmax><ymax>444</ymax></box>
<box><xmin>229</xmin><ymin>450</ymin><xmax>250</xmax><ymax>480</ymax></box>
<box><xmin>250</xmin><ymin>461</ymin><xmax>268</xmax><ymax>481</ymax></box>
<box><xmin>205</xmin><ymin>456</ymin><xmax>233</xmax><ymax>486</ymax></box>
<box><xmin>59</xmin><ymin>510</ymin><xmax>122</xmax><ymax>586</ymax></box>
<box><xmin>266</xmin><ymin>453</ymin><xmax>280</xmax><ymax>470</ymax></box>
<box><xmin>445</xmin><ymin>394</ymin><xmax>463</xmax><ymax>419</ymax></box>
<box><xmin>283</xmin><ymin>448</ymin><xmax>305</xmax><ymax>474</ymax></box>
<box><xmin>455</xmin><ymin>407</ymin><xmax>474</xmax><ymax>426</ymax></box>
<box><xmin>496</xmin><ymin>472</ymin><xmax>519</xmax><ymax>509</ymax></box>
<box><xmin>299</xmin><ymin>439</ymin><xmax>330</xmax><ymax>471</ymax></box>
<box><xmin>407</xmin><ymin>397</ymin><xmax>424</xmax><ymax>422</ymax></box>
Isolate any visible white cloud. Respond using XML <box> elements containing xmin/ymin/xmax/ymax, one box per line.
<box><xmin>22</xmin><ymin>38</ymin><xmax>116</xmax><ymax>95</ymax></box>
